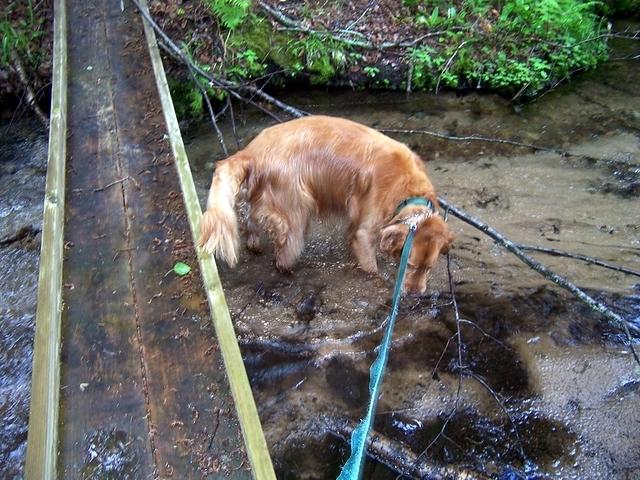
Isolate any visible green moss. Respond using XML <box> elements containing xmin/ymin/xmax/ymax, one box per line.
<box><xmin>226</xmin><ymin>15</ymin><xmax>349</xmax><ymax>84</ymax></box>
<box><xmin>168</xmin><ymin>79</ymin><xmax>204</xmax><ymax>119</ymax></box>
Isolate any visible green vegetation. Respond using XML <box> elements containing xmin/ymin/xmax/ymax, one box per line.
<box><xmin>191</xmin><ymin>0</ymin><xmax>612</xmax><ymax>102</ymax></box>
<box><xmin>1</xmin><ymin>0</ymin><xmax>633</xmax><ymax>116</ymax></box>
<box><xmin>0</xmin><ymin>0</ymin><xmax>45</xmax><ymax>68</ymax></box>
<box><xmin>404</xmin><ymin>0</ymin><xmax>609</xmax><ymax>96</ymax></box>
<box><xmin>168</xmin><ymin>78</ymin><xmax>204</xmax><ymax>119</ymax></box>
<box><xmin>202</xmin><ymin>0</ymin><xmax>251</xmax><ymax>29</ymax></box>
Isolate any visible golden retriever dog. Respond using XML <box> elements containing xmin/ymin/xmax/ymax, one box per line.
<box><xmin>199</xmin><ymin>115</ymin><xmax>453</xmax><ymax>293</ymax></box>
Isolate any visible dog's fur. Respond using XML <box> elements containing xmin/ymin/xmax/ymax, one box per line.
<box><xmin>199</xmin><ymin>115</ymin><xmax>453</xmax><ymax>293</ymax></box>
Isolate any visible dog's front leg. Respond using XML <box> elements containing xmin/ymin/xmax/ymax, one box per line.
<box><xmin>349</xmin><ymin>224</ymin><xmax>378</xmax><ymax>274</ymax></box>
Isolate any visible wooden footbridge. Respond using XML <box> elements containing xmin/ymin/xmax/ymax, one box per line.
<box><xmin>25</xmin><ymin>0</ymin><xmax>274</xmax><ymax>478</ymax></box>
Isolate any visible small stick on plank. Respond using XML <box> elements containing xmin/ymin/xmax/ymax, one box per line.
<box><xmin>93</xmin><ymin>176</ymin><xmax>130</xmax><ymax>192</ymax></box>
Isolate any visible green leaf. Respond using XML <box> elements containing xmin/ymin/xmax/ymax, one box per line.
<box><xmin>173</xmin><ymin>261</ymin><xmax>192</xmax><ymax>276</ymax></box>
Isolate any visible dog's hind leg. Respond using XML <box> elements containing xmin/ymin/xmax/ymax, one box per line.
<box><xmin>245</xmin><ymin>210</ymin><xmax>263</xmax><ymax>254</ymax></box>
<box><xmin>256</xmin><ymin>209</ymin><xmax>304</xmax><ymax>273</ymax></box>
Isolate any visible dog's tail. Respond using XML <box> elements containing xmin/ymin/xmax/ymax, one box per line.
<box><xmin>198</xmin><ymin>152</ymin><xmax>251</xmax><ymax>267</ymax></box>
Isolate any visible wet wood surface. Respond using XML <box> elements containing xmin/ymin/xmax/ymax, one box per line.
<box><xmin>57</xmin><ymin>0</ymin><xmax>250</xmax><ymax>477</ymax></box>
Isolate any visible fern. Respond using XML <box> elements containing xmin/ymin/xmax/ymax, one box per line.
<box><xmin>203</xmin><ymin>0</ymin><xmax>250</xmax><ymax>30</ymax></box>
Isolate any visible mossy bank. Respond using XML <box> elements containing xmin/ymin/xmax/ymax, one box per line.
<box><xmin>1</xmin><ymin>0</ymin><xmax>639</xmax><ymax>120</ymax></box>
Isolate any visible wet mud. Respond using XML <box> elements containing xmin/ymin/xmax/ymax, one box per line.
<box><xmin>182</xmin><ymin>28</ymin><xmax>640</xmax><ymax>479</ymax></box>
<box><xmin>2</xmin><ymin>23</ymin><xmax>640</xmax><ymax>480</ymax></box>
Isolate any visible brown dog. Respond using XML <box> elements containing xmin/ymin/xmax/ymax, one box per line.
<box><xmin>199</xmin><ymin>115</ymin><xmax>453</xmax><ymax>293</ymax></box>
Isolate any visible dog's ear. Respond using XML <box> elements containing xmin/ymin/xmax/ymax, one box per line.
<box><xmin>380</xmin><ymin>223</ymin><xmax>409</xmax><ymax>258</ymax></box>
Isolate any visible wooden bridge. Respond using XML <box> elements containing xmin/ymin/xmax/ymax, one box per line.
<box><xmin>24</xmin><ymin>0</ymin><xmax>274</xmax><ymax>478</ymax></box>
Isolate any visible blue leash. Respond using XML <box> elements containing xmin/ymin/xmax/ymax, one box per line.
<box><xmin>338</xmin><ymin>224</ymin><xmax>417</xmax><ymax>480</ymax></box>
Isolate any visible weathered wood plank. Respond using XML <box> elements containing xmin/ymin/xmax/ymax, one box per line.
<box><xmin>138</xmin><ymin>0</ymin><xmax>277</xmax><ymax>477</ymax></box>
<box><xmin>104</xmin><ymin>0</ymin><xmax>250</xmax><ymax>476</ymax></box>
<box><xmin>24</xmin><ymin>0</ymin><xmax>67</xmax><ymax>477</ymax></box>
<box><xmin>29</xmin><ymin>0</ymin><xmax>261</xmax><ymax>476</ymax></box>
<box><xmin>56</xmin><ymin>0</ymin><xmax>155</xmax><ymax>477</ymax></box>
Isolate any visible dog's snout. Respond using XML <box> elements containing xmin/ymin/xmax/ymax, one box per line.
<box><xmin>402</xmin><ymin>278</ymin><xmax>428</xmax><ymax>295</ymax></box>
<box><xmin>402</xmin><ymin>268</ymin><xmax>431</xmax><ymax>295</ymax></box>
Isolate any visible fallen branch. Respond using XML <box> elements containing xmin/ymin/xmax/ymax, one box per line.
<box><xmin>438</xmin><ymin>197</ymin><xmax>640</xmax><ymax>367</ymax></box>
<box><xmin>258</xmin><ymin>0</ymin><xmax>459</xmax><ymax>50</ymax></box>
<box><xmin>132</xmin><ymin>0</ymin><xmax>306</xmax><ymax>120</ymax></box>
<box><xmin>10</xmin><ymin>51</ymin><xmax>49</xmax><ymax>127</ymax></box>
<box><xmin>324</xmin><ymin>416</ymin><xmax>487</xmax><ymax>479</ymax></box>
<box><xmin>515</xmin><ymin>243</ymin><xmax>640</xmax><ymax>278</ymax></box>
<box><xmin>379</xmin><ymin>127</ymin><xmax>629</xmax><ymax>165</ymax></box>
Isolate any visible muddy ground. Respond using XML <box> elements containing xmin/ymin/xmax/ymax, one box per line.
<box><xmin>183</xmin><ymin>33</ymin><xmax>640</xmax><ymax>479</ymax></box>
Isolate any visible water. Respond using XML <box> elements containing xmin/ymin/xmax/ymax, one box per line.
<box><xmin>0</xmin><ymin>120</ymin><xmax>47</xmax><ymax>479</ymax></box>
<box><xmin>2</xmin><ymin>26</ymin><xmax>639</xmax><ymax>479</ymax></box>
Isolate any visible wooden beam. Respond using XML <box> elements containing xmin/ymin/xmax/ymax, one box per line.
<box><xmin>24</xmin><ymin>0</ymin><xmax>67</xmax><ymax>477</ymax></box>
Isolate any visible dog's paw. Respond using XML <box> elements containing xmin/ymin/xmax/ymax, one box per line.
<box><xmin>356</xmin><ymin>263</ymin><xmax>378</xmax><ymax>276</ymax></box>
<box><xmin>246</xmin><ymin>243</ymin><xmax>263</xmax><ymax>255</ymax></box>
<box><xmin>276</xmin><ymin>264</ymin><xmax>294</xmax><ymax>276</ymax></box>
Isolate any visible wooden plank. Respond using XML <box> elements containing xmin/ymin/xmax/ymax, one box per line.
<box><xmin>103</xmin><ymin>0</ymin><xmax>251</xmax><ymax>476</ymax></box>
<box><xmin>138</xmin><ymin>1</ymin><xmax>277</xmax><ymax>478</ymax></box>
<box><xmin>55</xmin><ymin>0</ymin><xmax>156</xmax><ymax>477</ymax></box>
<box><xmin>24</xmin><ymin>0</ymin><xmax>67</xmax><ymax>477</ymax></box>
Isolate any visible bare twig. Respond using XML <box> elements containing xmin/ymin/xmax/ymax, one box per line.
<box><xmin>515</xmin><ymin>243</ymin><xmax>640</xmax><ymax>278</ymax></box>
<box><xmin>438</xmin><ymin>197</ymin><xmax>640</xmax><ymax>367</ymax></box>
<box><xmin>417</xmin><ymin>250</ymin><xmax>465</xmax><ymax>461</ymax></box>
<box><xmin>189</xmin><ymin>69</ymin><xmax>228</xmax><ymax>156</ymax></box>
<box><xmin>466</xmin><ymin>371</ymin><xmax>526</xmax><ymax>462</ymax></box>
<box><xmin>435</xmin><ymin>40</ymin><xmax>470</xmax><ymax>94</ymax></box>
<box><xmin>226</xmin><ymin>96</ymin><xmax>241</xmax><ymax>148</ymax></box>
<box><xmin>380</xmin><ymin>127</ymin><xmax>562</xmax><ymax>153</ymax></box>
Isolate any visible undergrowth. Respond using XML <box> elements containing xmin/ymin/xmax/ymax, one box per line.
<box><xmin>161</xmin><ymin>0</ymin><xmax>623</xmax><ymax>118</ymax></box>
<box><xmin>405</xmin><ymin>0</ymin><xmax>609</xmax><ymax>96</ymax></box>
<box><xmin>0</xmin><ymin>0</ymin><xmax>45</xmax><ymax>68</ymax></box>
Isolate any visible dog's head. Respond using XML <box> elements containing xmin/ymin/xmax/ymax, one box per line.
<box><xmin>380</xmin><ymin>214</ymin><xmax>453</xmax><ymax>294</ymax></box>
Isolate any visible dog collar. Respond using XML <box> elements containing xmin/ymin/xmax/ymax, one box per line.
<box><xmin>394</xmin><ymin>197</ymin><xmax>436</xmax><ymax>217</ymax></box>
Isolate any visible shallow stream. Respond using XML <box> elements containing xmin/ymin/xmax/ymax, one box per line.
<box><xmin>1</xmin><ymin>25</ymin><xmax>639</xmax><ymax>479</ymax></box>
